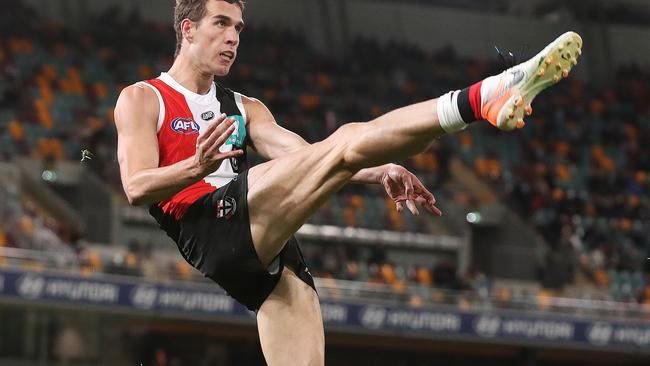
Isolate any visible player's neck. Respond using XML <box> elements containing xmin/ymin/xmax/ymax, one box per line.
<box><xmin>167</xmin><ymin>56</ymin><xmax>214</xmax><ymax>96</ymax></box>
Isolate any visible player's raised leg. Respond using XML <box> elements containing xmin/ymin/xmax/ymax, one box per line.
<box><xmin>247</xmin><ymin>97</ymin><xmax>442</xmax><ymax>265</ymax></box>
<box><xmin>250</xmin><ymin>31</ymin><xmax>582</xmax><ymax>365</ymax></box>
<box><xmin>248</xmin><ymin>31</ymin><xmax>583</xmax><ymax>266</ymax></box>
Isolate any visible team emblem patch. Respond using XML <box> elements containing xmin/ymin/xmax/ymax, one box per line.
<box><xmin>201</xmin><ymin>111</ymin><xmax>215</xmax><ymax>121</ymax></box>
<box><xmin>216</xmin><ymin>196</ymin><xmax>237</xmax><ymax>219</ymax></box>
<box><xmin>170</xmin><ymin>117</ymin><xmax>200</xmax><ymax>135</ymax></box>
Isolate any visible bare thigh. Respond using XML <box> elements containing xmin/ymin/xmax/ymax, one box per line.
<box><xmin>247</xmin><ymin>127</ymin><xmax>358</xmax><ymax>266</ymax></box>
<box><xmin>247</xmin><ymin>99</ymin><xmax>443</xmax><ymax>266</ymax></box>
<box><xmin>257</xmin><ymin>267</ymin><xmax>324</xmax><ymax>366</ymax></box>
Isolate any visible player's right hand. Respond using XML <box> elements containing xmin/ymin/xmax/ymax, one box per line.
<box><xmin>193</xmin><ymin>113</ymin><xmax>244</xmax><ymax>174</ymax></box>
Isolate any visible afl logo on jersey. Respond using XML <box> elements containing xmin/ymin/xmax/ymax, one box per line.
<box><xmin>171</xmin><ymin>117</ymin><xmax>200</xmax><ymax>135</ymax></box>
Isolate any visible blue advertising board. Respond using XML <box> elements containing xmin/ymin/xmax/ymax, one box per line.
<box><xmin>1</xmin><ymin>268</ymin><xmax>649</xmax><ymax>354</ymax></box>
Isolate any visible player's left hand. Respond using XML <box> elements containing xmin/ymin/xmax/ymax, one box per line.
<box><xmin>380</xmin><ymin>164</ymin><xmax>443</xmax><ymax>216</ymax></box>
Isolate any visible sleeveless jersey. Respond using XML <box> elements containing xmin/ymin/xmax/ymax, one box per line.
<box><xmin>141</xmin><ymin>72</ymin><xmax>249</xmax><ymax>220</ymax></box>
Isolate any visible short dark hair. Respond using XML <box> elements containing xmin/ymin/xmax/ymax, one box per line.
<box><xmin>174</xmin><ymin>0</ymin><xmax>245</xmax><ymax>57</ymax></box>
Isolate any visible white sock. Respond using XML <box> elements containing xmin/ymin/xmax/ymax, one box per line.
<box><xmin>436</xmin><ymin>91</ymin><xmax>467</xmax><ymax>133</ymax></box>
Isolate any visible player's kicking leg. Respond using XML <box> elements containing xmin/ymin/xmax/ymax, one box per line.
<box><xmin>253</xmin><ymin>32</ymin><xmax>582</xmax><ymax>366</ymax></box>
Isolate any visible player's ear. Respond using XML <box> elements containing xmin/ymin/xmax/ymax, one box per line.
<box><xmin>181</xmin><ymin>18</ymin><xmax>195</xmax><ymax>44</ymax></box>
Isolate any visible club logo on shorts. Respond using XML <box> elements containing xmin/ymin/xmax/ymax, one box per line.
<box><xmin>216</xmin><ymin>196</ymin><xmax>237</xmax><ymax>219</ymax></box>
<box><xmin>171</xmin><ymin>117</ymin><xmax>200</xmax><ymax>135</ymax></box>
<box><xmin>201</xmin><ymin>111</ymin><xmax>215</xmax><ymax>121</ymax></box>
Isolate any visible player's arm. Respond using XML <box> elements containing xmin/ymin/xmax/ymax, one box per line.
<box><xmin>114</xmin><ymin>84</ymin><xmax>243</xmax><ymax>206</ymax></box>
<box><xmin>243</xmin><ymin>96</ymin><xmax>394</xmax><ymax>184</ymax></box>
<box><xmin>243</xmin><ymin>96</ymin><xmax>310</xmax><ymax>156</ymax></box>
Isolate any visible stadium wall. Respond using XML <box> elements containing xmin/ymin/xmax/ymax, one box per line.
<box><xmin>2</xmin><ymin>267</ymin><xmax>650</xmax><ymax>360</ymax></box>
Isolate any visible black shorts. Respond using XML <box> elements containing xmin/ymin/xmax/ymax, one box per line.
<box><xmin>150</xmin><ymin>170</ymin><xmax>316</xmax><ymax>311</ymax></box>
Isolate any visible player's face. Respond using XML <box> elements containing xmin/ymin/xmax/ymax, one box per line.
<box><xmin>191</xmin><ymin>0</ymin><xmax>244</xmax><ymax>76</ymax></box>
